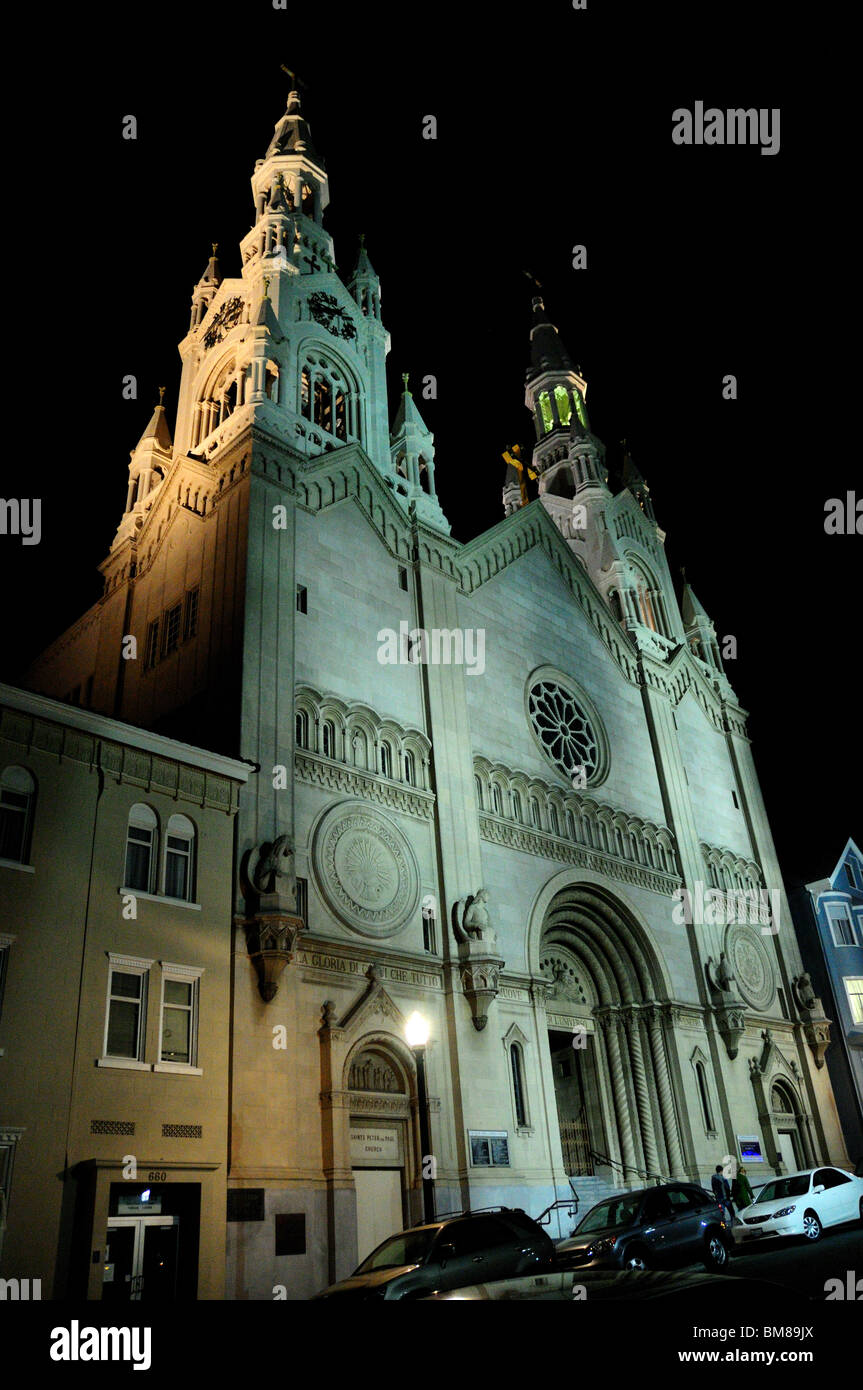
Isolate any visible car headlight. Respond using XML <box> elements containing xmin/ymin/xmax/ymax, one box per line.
<box><xmin>587</xmin><ymin>1237</ymin><xmax>617</xmax><ymax>1256</ymax></box>
<box><xmin>772</xmin><ymin>1205</ymin><xmax>797</xmax><ymax>1218</ymax></box>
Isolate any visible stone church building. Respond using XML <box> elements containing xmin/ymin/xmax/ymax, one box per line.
<box><xmin>24</xmin><ymin>88</ymin><xmax>847</xmax><ymax>1299</ymax></box>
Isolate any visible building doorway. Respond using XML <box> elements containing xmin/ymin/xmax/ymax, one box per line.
<box><xmin>353</xmin><ymin>1168</ymin><xmax>404</xmax><ymax>1265</ymax></box>
<box><xmin>102</xmin><ymin>1216</ymin><xmax>179</xmax><ymax>1302</ymax></box>
<box><xmin>549</xmin><ymin>1028</ymin><xmax>604</xmax><ymax>1175</ymax></box>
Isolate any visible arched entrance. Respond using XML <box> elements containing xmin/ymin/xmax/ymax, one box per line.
<box><xmin>344</xmin><ymin>1038</ymin><xmax>414</xmax><ymax>1265</ymax></box>
<box><xmin>770</xmin><ymin>1079</ymin><xmax>808</xmax><ymax>1173</ymax></box>
<box><xmin>538</xmin><ymin>882</ymin><xmax>687</xmax><ymax>1185</ymax></box>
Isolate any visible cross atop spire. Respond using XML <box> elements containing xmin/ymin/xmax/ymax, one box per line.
<box><xmin>402</xmin><ymin>372</ymin><xmax>411</xmax><ymax>394</ymax></box>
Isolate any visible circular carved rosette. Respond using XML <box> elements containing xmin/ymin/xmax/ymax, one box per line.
<box><xmin>725</xmin><ymin>923</ymin><xmax>775</xmax><ymax>1012</ymax></box>
<box><xmin>312</xmin><ymin>801</ymin><xmax>420</xmax><ymax>939</ymax></box>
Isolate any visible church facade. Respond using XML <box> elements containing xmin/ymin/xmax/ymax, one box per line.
<box><xmin>24</xmin><ymin>88</ymin><xmax>848</xmax><ymax>1299</ymax></box>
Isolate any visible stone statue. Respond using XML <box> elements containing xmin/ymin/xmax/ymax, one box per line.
<box><xmin>453</xmin><ymin>889</ymin><xmax>495</xmax><ymax>946</ymax></box>
<box><xmin>793</xmin><ymin>972</ymin><xmax>818</xmax><ymax>1014</ymax></box>
<box><xmin>706</xmin><ymin>952</ymin><xmax>736</xmax><ymax>997</ymax></box>
<box><xmin>248</xmin><ymin>835</ymin><xmax>296</xmax><ymax>904</ymax></box>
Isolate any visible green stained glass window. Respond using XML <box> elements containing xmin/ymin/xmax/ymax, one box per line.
<box><xmin>554</xmin><ymin>386</ymin><xmax>572</xmax><ymax>427</ymax></box>
<box><xmin>539</xmin><ymin>392</ymin><xmax>554</xmax><ymax>434</ymax></box>
<box><xmin>574</xmin><ymin>390</ymin><xmax>587</xmax><ymax>428</ymax></box>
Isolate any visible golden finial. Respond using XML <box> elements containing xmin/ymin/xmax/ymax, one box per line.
<box><xmin>211</xmin><ymin>242</ymin><xmax>218</xmax><ymax>257</ymax></box>
<box><xmin>158</xmin><ymin>386</ymin><xmax>166</xmax><ymax>405</ymax></box>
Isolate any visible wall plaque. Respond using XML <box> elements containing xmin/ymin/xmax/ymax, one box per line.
<box><xmin>350</xmin><ymin>1126</ymin><xmax>400</xmax><ymax>1163</ymax></box>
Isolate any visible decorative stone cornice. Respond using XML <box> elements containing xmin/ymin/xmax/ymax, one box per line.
<box><xmin>478</xmin><ymin>810</ymin><xmax>680</xmax><ymax>897</ymax></box>
<box><xmin>295</xmin><ymin>751</ymin><xmax>434</xmax><ymax>820</ymax></box>
<box><xmin>0</xmin><ymin>690</ymin><xmax>248</xmax><ymax>812</ymax></box>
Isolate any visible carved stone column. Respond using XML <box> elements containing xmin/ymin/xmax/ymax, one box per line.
<box><xmin>645</xmin><ymin>1005</ymin><xmax>687</xmax><ymax>1178</ymax></box>
<box><xmin>624</xmin><ymin>1006</ymin><xmax>661</xmax><ymax>1180</ymax></box>
<box><xmin>597</xmin><ymin>1009</ymin><xmax>639</xmax><ymax>1182</ymax></box>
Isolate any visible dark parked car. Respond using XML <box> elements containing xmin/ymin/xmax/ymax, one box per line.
<box><xmin>555</xmin><ymin>1183</ymin><xmax>732</xmax><ymax>1273</ymax></box>
<box><xmin>312</xmin><ymin>1207</ymin><xmax>555</xmax><ymax>1300</ymax></box>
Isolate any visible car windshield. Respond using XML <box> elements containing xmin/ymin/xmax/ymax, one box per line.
<box><xmin>576</xmin><ymin>1198</ymin><xmax>641</xmax><ymax>1234</ymax></box>
<box><xmin>755</xmin><ymin>1175</ymin><xmax>810</xmax><ymax>1203</ymax></box>
<box><xmin>354</xmin><ymin>1227</ymin><xmax>438</xmax><ymax>1274</ymax></box>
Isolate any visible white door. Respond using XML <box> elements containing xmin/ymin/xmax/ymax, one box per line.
<box><xmin>354</xmin><ymin>1169</ymin><xmax>403</xmax><ymax>1267</ymax></box>
<box><xmin>777</xmin><ymin>1132</ymin><xmax>798</xmax><ymax>1173</ymax></box>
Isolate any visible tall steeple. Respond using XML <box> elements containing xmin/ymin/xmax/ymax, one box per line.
<box><xmin>525</xmin><ymin>297</ymin><xmax>592</xmax><ymax>483</ymax></box>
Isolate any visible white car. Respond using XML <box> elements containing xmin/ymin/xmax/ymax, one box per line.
<box><xmin>735</xmin><ymin>1165</ymin><xmax>863</xmax><ymax>1245</ymax></box>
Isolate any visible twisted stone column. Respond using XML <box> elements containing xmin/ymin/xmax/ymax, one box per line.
<box><xmin>624</xmin><ymin>1006</ymin><xmax>661</xmax><ymax>1180</ymax></box>
<box><xmin>646</xmin><ymin>1005</ymin><xmax>686</xmax><ymax>1177</ymax></box>
<box><xmin>599</xmin><ymin>1010</ymin><xmax>639</xmax><ymax>1181</ymax></box>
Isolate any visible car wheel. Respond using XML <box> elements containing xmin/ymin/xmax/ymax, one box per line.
<box><xmin>623</xmin><ymin>1246</ymin><xmax>651</xmax><ymax>1271</ymax></box>
<box><xmin>703</xmin><ymin>1231</ymin><xmax>730</xmax><ymax>1271</ymax></box>
<box><xmin>802</xmin><ymin>1210</ymin><xmax>822</xmax><ymax>1241</ymax></box>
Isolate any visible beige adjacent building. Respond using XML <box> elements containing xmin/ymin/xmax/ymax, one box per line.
<box><xmin>0</xmin><ymin>684</ymin><xmax>250</xmax><ymax>1299</ymax></box>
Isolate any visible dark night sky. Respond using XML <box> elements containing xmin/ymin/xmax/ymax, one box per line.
<box><xmin>5</xmin><ymin>2</ymin><xmax>856</xmax><ymax>886</ymax></box>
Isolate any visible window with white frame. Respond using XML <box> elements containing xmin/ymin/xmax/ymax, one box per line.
<box><xmin>0</xmin><ymin>766</ymin><xmax>36</xmax><ymax>863</ymax></box>
<box><xmin>158</xmin><ymin>964</ymin><xmax>203</xmax><ymax>1068</ymax></box>
<box><xmin>827</xmin><ymin>903</ymin><xmax>857</xmax><ymax>947</ymax></box>
<box><xmin>846</xmin><ymin>858</ymin><xmax>862</xmax><ymax>889</ymax></box>
<box><xmin>163</xmin><ymin>814</ymin><xmax>196</xmax><ymax>901</ymax></box>
<box><xmin>844</xmin><ymin>977</ymin><xmax>863</xmax><ymax>1025</ymax></box>
<box><xmin>104</xmin><ymin>956</ymin><xmax>152</xmax><ymax>1061</ymax></box>
<box><xmin>124</xmin><ymin>804</ymin><xmax>158</xmax><ymax>893</ymax></box>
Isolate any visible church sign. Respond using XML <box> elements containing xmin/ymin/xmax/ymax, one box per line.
<box><xmin>350</xmin><ymin>1126</ymin><xmax>400</xmax><ymax>1164</ymax></box>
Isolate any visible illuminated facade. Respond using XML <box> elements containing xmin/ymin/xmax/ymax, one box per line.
<box><xmin>18</xmin><ymin>88</ymin><xmax>849</xmax><ymax>1300</ymax></box>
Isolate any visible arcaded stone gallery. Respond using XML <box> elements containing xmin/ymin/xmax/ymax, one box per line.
<box><xmin>10</xmin><ymin>88</ymin><xmax>847</xmax><ymax>1300</ymax></box>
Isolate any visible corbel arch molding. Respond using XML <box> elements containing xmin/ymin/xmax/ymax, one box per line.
<box><xmin>526</xmin><ymin>866</ymin><xmax>675</xmax><ymax>1001</ymax></box>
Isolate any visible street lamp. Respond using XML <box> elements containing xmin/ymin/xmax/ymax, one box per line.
<box><xmin>405</xmin><ymin>1011</ymin><xmax>435</xmax><ymax>1223</ymax></box>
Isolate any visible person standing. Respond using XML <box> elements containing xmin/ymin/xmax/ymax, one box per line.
<box><xmin>711</xmin><ymin>1164</ymin><xmax>735</xmax><ymax>1224</ymax></box>
<box><xmin>732</xmin><ymin>1165</ymin><xmax>754</xmax><ymax>1212</ymax></box>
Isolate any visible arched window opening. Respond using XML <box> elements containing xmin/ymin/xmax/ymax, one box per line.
<box><xmin>492</xmin><ymin>785</ymin><xmax>503</xmax><ymax>817</ymax></box>
<box><xmin>395</xmin><ymin>453</ymin><xmax>408</xmax><ymax>479</ymax></box>
<box><xmin>301</xmin><ymin>367</ymin><xmax>312</xmax><ymax>418</ymax></box>
<box><xmin>0</xmin><ymin>765</ymin><xmax>36</xmax><ymax>863</ymax></box>
<box><xmin>404</xmin><ymin>750</ymin><xmax>416</xmax><ymax>786</ymax></box>
<box><xmin>334</xmin><ymin>389</ymin><xmax>347</xmax><ymax>440</ymax></box>
<box><xmin>474</xmin><ymin>775</ymin><xmax>484</xmax><ymax>810</ymax></box>
<box><xmin>418</xmin><ymin>456</ymin><xmax>431</xmax><ymax>493</ymax></box>
<box><xmin>549</xmin><ymin>804</ymin><xmax>560</xmax><ymax>836</ymax></box>
<box><xmin>164</xmin><ymin>814</ymin><xmax>196</xmax><ymax>901</ymax></box>
<box><xmin>554</xmin><ymin>385</ymin><xmax>572</xmax><ymax>428</ymax></box>
<box><xmin>302</xmin><ymin>182</ymin><xmax>315</xmax><ymax>215</ymax></box>
<box><xmin>511</xmin><ymin>790</ymin><xmax>522</xmax><ymax>823</ymax></box>
<box><xmin>265</xmin><ymin>362</ymin><xmax>280</xmax><ymax>403</ymax></box>
<box><xmin>695</xmin><ymin>1061</ymin><xmax>713</xmax><ymax>1130</ymax></box>
<box><xmin>511</xmin><ymin>1043</ymin><xmax>527</xmax><ymax>1127</ymax></box>
<box><xmin>538</xmin><ymin>391</ymin><xmax>554</xmax><ymax>434</ymax></box>
<box><xmin>380</xmin><ymin>743</ymin><xmax>393</xmax><ymax>779</ymax></box>
<box><xmin>314</xmin><ymin>377</ymin><xmax>333</xmax><ymax>433</ymax></box>
<box><xmin>295</xmin><ymin>710</ymin><xmax>309</xmax><ymax>748</ymax></box>
<box><xmin>322</xmin><ymin>719</ymin><xmax>336</xmax><ymax>759</ymax></box>
<box><xmin>530</xmin><ymin>798</ymin><xmax>542</xmax><ymax>830</ymax></box>
<box><xmin>125</xmin><ymin>804</ymin><xmax>157</xmax><ymax>894</ymax></box>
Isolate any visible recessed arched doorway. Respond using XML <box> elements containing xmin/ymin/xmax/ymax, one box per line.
<box><xmin>345</xmin><ymin>1042</ymin><xmax>412</xmax><ymax>1264</ymax></box>
<box><xmin>537</xmin><ymin>882</ymin><xmax>687</xmax><ymax>1186</ymax></box>
<box><xmin>770</xmin><ymin>1079</ymin><xmax>807</xmax><ymax>1172</ymax></box>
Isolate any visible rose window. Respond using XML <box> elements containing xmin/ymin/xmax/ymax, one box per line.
<box><xmin>527</xmin><ymin>678</ymin><xmax>606</xmax><ymax>785</ymax></box>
